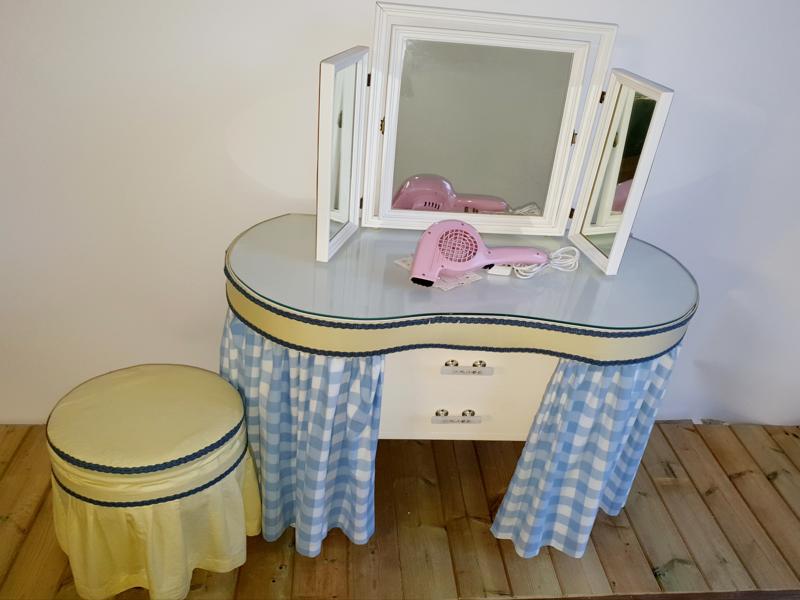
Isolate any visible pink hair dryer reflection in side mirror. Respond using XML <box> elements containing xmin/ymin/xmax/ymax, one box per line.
<box><xmin>410</xmin><ymin>219</ymin><xmax>548</xmax><ymax>287</ymax></box>
<box><xmin>392</xmin><ymin>175</ymin><xmax>510</xmax><ymax>214</ymax></box>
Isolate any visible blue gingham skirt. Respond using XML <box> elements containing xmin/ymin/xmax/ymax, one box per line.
<box><xmin>491</xmin><ymin>347</ymin><xmax>679</xmax><ymax>557</ymax></box>
<box><xmin>221</xmin><ymin>310</ymin><xmax>678</xmax><ymax>558</ymax></box>
<box><xmin>220</xmin><ymin>311</ymin><xmax>383</xmax><ymax>556</ymax></box>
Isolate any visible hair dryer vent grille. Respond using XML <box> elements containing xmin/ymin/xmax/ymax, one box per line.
<box><xmin>437</xmin><ymin>229</ymin><xmax>479</xmax><ymax>262</ymax></box>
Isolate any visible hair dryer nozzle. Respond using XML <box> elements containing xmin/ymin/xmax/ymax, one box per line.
<box><xmin>410</xmin><ymin>277</ymin><xmax>435</xmax><ymax>287</ymax></box>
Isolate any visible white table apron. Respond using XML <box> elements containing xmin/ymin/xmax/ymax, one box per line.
<box><xmin>220</xmin><ymin>214</ymin><xmax>697</xmax><ymax>558</ymax></box>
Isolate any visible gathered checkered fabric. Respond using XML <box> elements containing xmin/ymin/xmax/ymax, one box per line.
<box><xmin>220</xmin><ymin>311</ymin><xmax>384</xmax><ymax>557</ymax></box>
<box><xmin>490</xmin><ymin>346</ymin><xmax>679</xmax><ymax>558</ymax></box>
<box><xmin>222</xmin><ymin>309</ymin><xmax>679</xmax><ymax>559</ymax></box>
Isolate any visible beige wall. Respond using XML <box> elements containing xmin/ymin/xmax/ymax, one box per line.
<box><xmin>0</xmin><ymin>0</ymin><xmax>372</xmax><ymax>422</ymax></box>
<box><xmin>2</xmin><ymin>0</ymin><xmax>799</xmax><ymax>424</ymax></box>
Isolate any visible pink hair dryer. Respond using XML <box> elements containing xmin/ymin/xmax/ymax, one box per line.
<box><xmin>393</xmin><ymin>175</ymin><xmax>510</xmax><ymax>214</ymax></box>
<box><xmin>410</xmin><ymin>220</ymin><xmax>548</xmax><ymax>287</ymax></box>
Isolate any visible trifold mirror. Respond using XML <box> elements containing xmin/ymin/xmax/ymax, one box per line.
<box><xmin>315</xmin><ymin>3</ymin><xmax>672</xmax><ymax>271</ymax></box>
<box><xmin>568</xmin><ymin>70</ymin><xmax>673</xmax><ymax>274</ymax></box>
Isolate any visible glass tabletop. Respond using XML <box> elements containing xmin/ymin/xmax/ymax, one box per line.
<box><xmin>226</xmin><ymin>214</ymin><xmax>698</xmax><ymax>330</ymax></box>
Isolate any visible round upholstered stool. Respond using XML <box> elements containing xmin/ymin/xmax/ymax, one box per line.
<box><xmin>47</xmin><ymin>364</ymin><xmax>261</xmax><ymax>600</ymax></box>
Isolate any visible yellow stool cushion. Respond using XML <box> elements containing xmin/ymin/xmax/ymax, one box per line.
<box><xmin>48</xmin><ymin>364</ymin><xmax>243</xmax><ymax>469</ymax></box>
<box><xmin>47</xmin><ymin>364</ymin><xmax>261</xmax><ymax>600</ymax></box>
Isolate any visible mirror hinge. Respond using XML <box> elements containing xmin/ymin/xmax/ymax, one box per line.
<box><xmin>569</xmin><ymin>207</ymin><xmax>575</xmax><ymax>219</ymax></box>
<box><xmin>570</xmin><ymin>131</ymin><xmax>577</xmax><ymax>145</ymax></box>
<box><xmin>366</xmin><ymin>73</ymin><xmax>371</xmax><ymax>87</ymax></box>
<box><xmin>359</xmin><ymin>197</ymin><xmax>364</xmax><ymax>209</ymax></box>
<box><xmin>599</xmin><ymin>90</ymin><xmax>606</xmax><ymax>103</ymax></box>
<box><xmin>380</xmin><ymin>117</ymin><xmax>385</xmax><ymax>135</ymax></box>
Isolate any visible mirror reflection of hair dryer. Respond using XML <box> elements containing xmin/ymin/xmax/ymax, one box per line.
<box><xmin>392</xmin><ymin>175</ymin><xmax>510</xmax><ymax>214</ymax></box>
<box><xmin>410</xmin><ymin>219</ymin><xmax>547</xmax><ymax>287</ymax></box>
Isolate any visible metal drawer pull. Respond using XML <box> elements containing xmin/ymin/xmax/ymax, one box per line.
<box><xmin>441</xmin><ymin>360</ymin><xmax>494</xmax><ymax>376</ymax></box>
<box><xmin>431</xmin><ymin>409</ymin><xmax>482</xmax><ymax>424</ymax></box>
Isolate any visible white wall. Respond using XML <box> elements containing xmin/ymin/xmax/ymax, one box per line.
<box><xmin>1</xmin><ymin>0</ymin><xmax>798</xmax><ymax>424</ymax></box>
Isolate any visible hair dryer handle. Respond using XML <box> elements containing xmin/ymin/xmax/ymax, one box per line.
<box><xmin>454</xmin><ymin>195</ymin><xmax>510</xmax><ymax>213</ymax></box>
<box><xmin>486</xmin><ymin>246</ymin><xmax>548</xmax><ymax>265</ymax></box>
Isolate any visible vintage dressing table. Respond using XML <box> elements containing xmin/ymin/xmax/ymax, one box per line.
<box><xmin>219</xmin><ymin>4</ymin><xmax>700</xmax><ymax>560</ymax></box>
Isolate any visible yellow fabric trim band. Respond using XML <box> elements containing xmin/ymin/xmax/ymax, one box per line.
<box><xmin>225</xmin><ymin>280</ymin><xmax>693</xmax><ymax>364</ymax></box>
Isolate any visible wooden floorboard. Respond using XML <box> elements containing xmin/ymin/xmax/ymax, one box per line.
<box><xmin>0</xmin><ymin>426</ymin><xmax>52</xmax><ymax>588</ymax></box>
<box><xmin>291</xmin><ymin>528</ymin><xmax>349</xmax><ymax>600</ymax></box>
<box><xmin>234</xmin><ymin>530</ymin><xmax>294</xmax><ymax>599</ymax></box>
<box><xmin>641</xmin><ymin>426</ymin><xmax>755</xmax><ymax>592</ymax></box>
<box><xmin>2</xmin><ymin>424</ymin><xmax>800</xmax><ymax>599</ymax></box>
<box><xmin>624</xmin><ymin>468</ymin><xmax>708</xmax><ymax>592</ymax></box>
<box><xmin>661</xmin><ymin>423</ymin><xmax>799</xmax><ymax>590</ymax></box>
<box><xmin>433</xmin><ymin>440</ymin><xmax>509</xmax><ymax>599</ymax></box>
<box><xmin>765</xmin><ymin>427</ymin><xmax>800</xmax><ymax>472</ymax></box>
<box><xmin>512</xmin><ymin>593</ymin><xmax>800</xmax><ymax>600</ymax></box>
<box><xmin>698</xmin><ymin>425</ymin><xmax>800</xmax><ymax>578</ymax></box>
<box><xmin>391</xmin><ymin>440</ymin><xmax>458</xmax><ymax>600</ymax></box>
<box><xmin>0</xmin><ymin>425</ymin><xmax>30</xmax><ymax>480</ymax></box>
<box><xmin>0</xmin><ymin>491</ymin><xmax>69</xmax><ymax>600</ymax></box>
<box><xmin>591</xmin><ymin>510</ymin><xmax>660</xmax><ymax>594</ymax></box>
<box><xmin>733</xmin><ymin>425</ymin><xmax>800</xmax><ymax>521</ymax></box>
<box><xmin>550</xmin><ymin>538</ymin><xmax>612</xmax><ymax>597</ymax></box>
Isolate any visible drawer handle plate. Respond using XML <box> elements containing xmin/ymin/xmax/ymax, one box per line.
<box><xmin>431</xmin><ymin>415</ymin><xmax>483</xmax><ymax>424</ymax></box>
<box><xmin>440</xmin><ymin>365</ymin><xmax>494</xmax><ymax>376</ymax></box>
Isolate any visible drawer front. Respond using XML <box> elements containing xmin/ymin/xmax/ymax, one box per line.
<box><xmin>379</xmin><ymin>349</ymin><xmax>557</xmax><ymax>440</ymax></box>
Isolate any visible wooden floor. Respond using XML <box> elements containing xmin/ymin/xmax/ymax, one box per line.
<box><xmin>2</xmin><ymin>424</ymin><xmax>800</xmax><ymax>599</ymax></box>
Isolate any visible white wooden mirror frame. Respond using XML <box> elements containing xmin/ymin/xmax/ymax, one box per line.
<box><xmin>360</xmin><ymin>3</ymin><xmax>617</xmax><ymax>236</ymax></box>
<box><xmin>568</xmin><ymin>69</ymin><xmax>673</xmax><ymax>275</ymax></box>
<box><xmin>315</xmin><ymin>46</ymin><xmax>369</xmax><ymax>262</ymax></box>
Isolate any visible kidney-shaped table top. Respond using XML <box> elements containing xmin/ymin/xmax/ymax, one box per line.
<box><xmin>224</xmin><ymin>214</ymin><xmax>697</xmax><ymax>364</ymax></box>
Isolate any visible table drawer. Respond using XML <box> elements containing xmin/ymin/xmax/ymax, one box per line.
<box><xmin>379</xmin><ymin>349</ymin><xmax>557</xmax><ymax>440</ymax></box>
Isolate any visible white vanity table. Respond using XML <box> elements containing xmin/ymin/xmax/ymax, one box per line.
<box><xmin>222</xmin><ymin>5</ymin><xmax>699</xmax><ymax>559</ymax></box>
<box><xmin>225</xmin><ymin>213</ymin><xmax>697</xmax><ymax>441</ymax></box>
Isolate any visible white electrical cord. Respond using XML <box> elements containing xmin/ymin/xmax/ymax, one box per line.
<box><xmin>511</xmin><ymin>246</ymin><xmax>580</xmax><ymax>279</ymax></box>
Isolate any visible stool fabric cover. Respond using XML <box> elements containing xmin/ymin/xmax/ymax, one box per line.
<box><xmin>47</xmin><ymin>365</ymin><xmax>261</xmax><ymax>600</ymax></box>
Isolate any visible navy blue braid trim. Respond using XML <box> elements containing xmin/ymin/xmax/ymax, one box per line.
<box><xmin>224</xmin><ymin>265</ymin><xmax>695</xmax><ymax>338</ymax></box>
<box><xmin>52</xmin><ymin>446</ymin><xmax>248</xmax><ymax>507</ymax></box>
<box><xmin>47</xmin><ymin>417</ymin><xmax>244</xmax><ymax>474</ymax></box>
<box><xmin>227</xmin><ymin>297</ymin><xmax>683</xmax><ymax>367</ymax></box>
